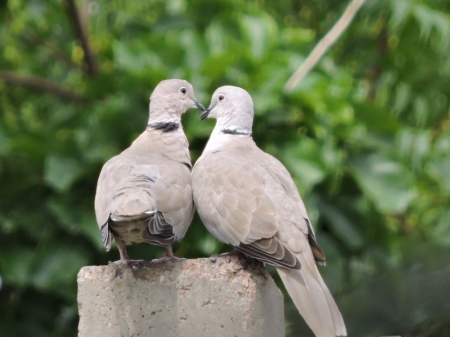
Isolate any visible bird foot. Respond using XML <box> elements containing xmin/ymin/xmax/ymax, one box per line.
<box><xmin>150</xmin><ymin>245</ymin><xmax>185</xmax><ymax>263</ymax></box>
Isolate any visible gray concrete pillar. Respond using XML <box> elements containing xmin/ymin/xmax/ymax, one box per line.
<box><xmin>77</xmin><ymin>256</ymin><xmax>284</xmax><ymax>337</ymax></box>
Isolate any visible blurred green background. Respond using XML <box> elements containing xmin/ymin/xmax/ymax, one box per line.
<box><xmin>1</xmin><ymin>0</ymin><xmax>450</xmax><ymax>336</ymax></box>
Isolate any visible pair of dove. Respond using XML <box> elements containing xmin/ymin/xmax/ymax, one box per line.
<box><xmin>95</xmin><ymin>79</ymin><xmax>347</xmax><ymax>337</ymax></box>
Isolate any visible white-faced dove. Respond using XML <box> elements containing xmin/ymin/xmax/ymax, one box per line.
<box><xmin>95</xmin><ymin>79</ymin><xmax>205</xmax><ymax>261</ymax></box>
<box><xmin>192</xmin><ymin>86</ymin><xmax>346</xmax><ymax>337</ymax></box>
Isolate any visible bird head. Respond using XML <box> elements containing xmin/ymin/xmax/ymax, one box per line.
<box><xmin>200</xmin><ymin>86</ymin><xmax>254</xmax><ymax>135</ymax></box>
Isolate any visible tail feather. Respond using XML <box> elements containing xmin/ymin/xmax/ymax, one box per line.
<box><xmin>277</xmin><ymin>267</ymin><xmax>335</xmax><ymax>337</ymax></box>
<box><xmin>277</xmin><ymin>250</ymin><xmax>347</xmax><ymax>337</ymax></box>
<box><xmin>315</xmin><ymin>270</ymin><xmax>347</xmax><ymax>336</ymax></box>
<box><xmin>301</xmin><ymin>249</ymin><xmax>346</xmax><ymax>336</ymax></box>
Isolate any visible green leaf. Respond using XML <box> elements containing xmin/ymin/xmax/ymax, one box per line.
<box><xmin>351</xmin><ymin>153</ymin><xmax>416</xmax><ymax>213</ymax></box>
<box><xmin>280</xmin><ymin>27</ymin><xmax>315</xmax><ymax>46</ymax></box>
<box><xmin>427</xmin><ymin>133</ymin><xmax>450</xmax><ymax>192</ymax></box>
<box><xmin>319</xmin><ymin>202</ymin><xmax>365</xmax><ymax>251</ymax></box>
<box><xmin>413</xmin><ymin>5</ymin><xmax>435</xmax><ymax>40</ymax></box>
<box><xmin>113</xmin><ymin>40</ymin><xmax>166</xmax><ymax>74</ymax></box>
<box><xmin>0</xmin><ymin>126</ymin><xmax>8</xmax><ymax>156</ymax></box>
<box><xmin>44</xmin><ymin>155</ymin><xmax>84</xmax><ymax>192</ymax></box>
<box><xmin>433</xmin><ymin>208</ymin><xmax>450</xmax><ymax>245</ymax></box>
<box><xmin>427</xmin><ymin>156</ymin><xmax>450</xmax><ymax>192</ymax></box>
<box><xmin>354</xmin><ymin>103</ymin><xmax>401</xmax><ymax>134</ymax></box>
<box><xmin>389</xmin><ymin>0</ymin><xmax>411</xmax><ymax>30</ymax></box>
<box><xmin>239</xmin><ymin>14</ymin><xmax>278</xmax><ymax>60</ymax></box>
<box><xmin>392</xmin><ymin>82</ymin><xmax>412</xmax><ymax>115</ymax></box>
<box><xmin>0</xmin><ymin>247</ymin><xmax>35</xmax><ymax>287</ymax></box>
<box><xmin>282</xmin><ymin>138</ymin><xmax>328</xmax><ymax>193</ymax></box>
<box><xmin>178</xmin><ymin>29</ymin><xmax>205</xmax><ymax>70</ymax></box>
<box><xmin>396</xmin><ymin>128</ymin><xmax>431</xmax><ymax>169</ymax></box>
<box><xmin>31</xmin><ymin>243</ymin><xmax>88</xmax><ymax>291</ymax></box>
<box><xmin>47</xmin><ymin>198</ymin><xmax>104</xmax><ymax>250</ymax></box>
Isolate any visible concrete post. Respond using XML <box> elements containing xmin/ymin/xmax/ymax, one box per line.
<box><xmin>77</xmin><ymin>256</ymin><xmax>284</xmax><ymax>337</ymax></box>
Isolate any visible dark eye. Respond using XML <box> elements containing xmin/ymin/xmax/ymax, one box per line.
<box><xmin>179</xmin><ymin>87</ymin><xmax>187</xmax><ymax>95</ymax></box>
<box><xmin>218</xmin><ymin>94</ymin><xmax>225</xmax><ymax>102</ymax></box>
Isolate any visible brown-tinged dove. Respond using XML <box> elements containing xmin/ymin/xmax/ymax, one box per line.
<box><xmin>192</xmin><ymin>86</ymin><xmax>346</xmax><ymax>337</ymax></box>
<box><xmin>95</xmin><ymin>79</ymin><xmax>205</xmax><ymax>261</ymax></box>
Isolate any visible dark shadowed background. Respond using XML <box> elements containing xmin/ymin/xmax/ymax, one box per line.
<box><xmin>1</xmin><ymin>0</ymin><xmax>450</xmax><ymax>336</ymax></box>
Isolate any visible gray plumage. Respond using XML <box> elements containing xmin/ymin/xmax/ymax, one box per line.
<box><xmin>192</xmin><ymin>86</ymin><xmax>347</xmax><ymax>337</ymax></box>
<box><xmin>95</xmin><ymin>79</ymin><xmax>204</xmax><ymax>261</ymax></box>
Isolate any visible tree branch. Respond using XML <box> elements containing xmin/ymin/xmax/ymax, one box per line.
<box><xmin>0</xmin><ymin>71</ymin><xmax>87</xmax><ymax>103</ymax></box>
<box><xmin>284</xmin><ymin>0</ymin><xmax>365</xmax><ymax>93</ymax></box>
<box><xmin>65</xmin><ymin>0</ymin><xmax>99</xmax><ymax>76</ymax></box>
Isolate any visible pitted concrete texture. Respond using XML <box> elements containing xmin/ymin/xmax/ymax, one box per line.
<box><xmin>77</xmin><ymin>256</ymin><xmax>284</xmax><ymax>337</ymax></box>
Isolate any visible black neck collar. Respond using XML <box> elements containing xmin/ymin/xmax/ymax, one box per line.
<box><xmin>148</xmin><ymin>121</ymin><xmax>179</xmax><ymax>132</ymax></box>
<box><xmin>221</xmin><ymin>128</ymin><xmax>252</xmax><ymax>136</ymax></box>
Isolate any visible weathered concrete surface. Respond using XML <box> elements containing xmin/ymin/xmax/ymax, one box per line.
<box><xmin>77</xmin><ymin>256</ymin><xmax>284</xmax><ymax>337</ymax></box>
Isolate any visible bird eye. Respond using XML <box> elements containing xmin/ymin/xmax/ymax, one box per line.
<box><xmin>179</xmin><ymin>87</ymin><xmax>187</xmax><ymax>95</ymax></box>
<box><xmin>218</xmin><ymin>94</ymin><xmax>225</xmax><ymax>102</ymax></box>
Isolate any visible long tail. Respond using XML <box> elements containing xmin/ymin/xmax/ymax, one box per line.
<box><xmin>277</xmin><ymin>250</ymin><xmax>347</xmax><ymax>337</ymax></box>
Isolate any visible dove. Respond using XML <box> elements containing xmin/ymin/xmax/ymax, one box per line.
<box><xmin>192</xmin><ymin>86</ymin><xmax>346</xmax><ymax>337</ymax></box>
<box><xmin>95</xmin><ymin>79</ymin><xmax>205</xmax><ymax>261</ymax></box>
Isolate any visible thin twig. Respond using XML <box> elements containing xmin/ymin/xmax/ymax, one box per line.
<box><xmin>0</xmin><ymin>71</ymin><xmax>87</xmax><ymax>102</ymax></box>
<box><xmin>65</xmin><ymin>0</ymin><xmax>99</xmax><ymax>76</ymax></box>
<box><xmin>284</xmin><ymin>0</ymin><xmax>365</xmax><ymax>93</ymax></box>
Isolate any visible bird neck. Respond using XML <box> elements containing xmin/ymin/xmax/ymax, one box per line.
<box><xmin>148</xmin><ymin>100</ymin><xmax>182</xmax><ymax>125</ymax></box>
<box><xmin>201</xmin><ymin>131</ymin><xmax>251</xmax><ymax>156</ymax></box>
<box><xmin>212</xmin><ymin>118</ymin><xmax>252</xmax><ymax>138</ymax></box>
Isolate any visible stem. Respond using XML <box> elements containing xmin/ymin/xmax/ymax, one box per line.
<box><xmin>284</xmin><ymin>0</ymin><xmax>365</xmax><ymax>92</ymax></box>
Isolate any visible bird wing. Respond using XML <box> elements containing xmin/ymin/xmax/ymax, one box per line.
<box><xmin>95</xmin><ymin>154</ymin><xmax>131</xmax><ymax>250</ymax></box>
<box><xmin>258</xmin><ymin>151</ymin><xmax>346</xmax><ymax>336</ymax></box>
<box><xmin>192</xmin><ymin>140</ymin><xmax>298</xmax><ymax>269</ymax></box>
<box><xmin>260</xmin><ymin>152</ymin><xmax>326</xmax><ymax>264</ymax></box>
<box><xmin>95</xmin><ymin>131</ymin><xmax>194</xmax><ymax>249</ymax></box>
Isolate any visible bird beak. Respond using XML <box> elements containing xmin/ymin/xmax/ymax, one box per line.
<box><xmin>199</xmin><ymin>107</ymin><xmax>211</xmax><ymax>120</ymax></box>
<box><xmin>194</xmin><ymin>100</ymin><xmax>206</xmax><ymax>111</ymax></box>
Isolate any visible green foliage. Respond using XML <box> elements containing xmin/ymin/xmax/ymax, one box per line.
<box><xmin>0</xmin><ymin>0</ymin><xmax>449</xmax><ymax>336</ymax></box>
